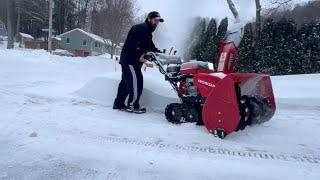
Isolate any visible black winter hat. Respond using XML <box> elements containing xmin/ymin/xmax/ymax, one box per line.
<box><xmin>147</xmin><ymin>11</ymin><xmax>164</xmax><ymax>22</ymax></box>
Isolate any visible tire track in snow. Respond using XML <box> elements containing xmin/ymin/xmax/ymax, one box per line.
<box><xmin>96</xmin><ymin>135</ymin><xmax>320</xmax><ymax>165</ymax></box>
<box><xmin>17</xmin><ymin>94</ymin><xmax>320</xmax><ymax>165</ymax></box>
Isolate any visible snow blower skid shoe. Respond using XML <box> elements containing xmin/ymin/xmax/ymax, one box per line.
<box><xmin>202</xmin><ymin>73</ymin><xmax>276</xmax><ymax>139</ymax></box>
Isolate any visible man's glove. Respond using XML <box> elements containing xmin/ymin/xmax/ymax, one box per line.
<box><xmin>143</xmin><ymin>62</ymin><xmax>154</xmax><ymax>71</ymax></box>
<box><xmin>144</xmin><ymin>53</ymin><xmax>155</xmax><ymax>62</ymax></box>
<box><xmin>144</xmin><ymin>62</ymin><xmax>154</xmax><ymax>68</ymax></box>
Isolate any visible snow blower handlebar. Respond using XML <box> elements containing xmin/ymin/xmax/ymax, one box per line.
<box><xmin>144</xmin><ymin>52</ymin><xmax>182</xmax><ymax>77</ymax></box>
<box><xmin>145</xmin><ymin>52</ymin><xmax>190</xmax><ymax>80</ymax></box>
<box><xmin>144</xmin><ymin>52</ymin><xmax>166</xmax><ymax>75</ymax></box>
<box><xmin>144</xmin><ymin>52</ymin><xmax>182</xmax><ymax>65</ymax></box>
<box><xmin>144</xmin><ymin>52</ymin><xmax>192</xmax><ymax>98</ymax></box>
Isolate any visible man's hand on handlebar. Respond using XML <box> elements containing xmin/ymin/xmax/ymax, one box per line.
<box><xmin>140</xmin><ymin>53</ymin><xmax>154</xmax><ymax>71</ymax></box>
<box><xmin>143</xmin><ymin>62</ymin><xmax>154</xmax><ymax>71</ymax></box>
<box><xmin>143</xmin><ymin>52</ymin><xmax>157</xmax><ymax>62</ymax></box>
<box><xmin>140</xmin><ymin>54</ymin><xmax>148</xmax><ymax>63</ymax></box>
<box><xmin>144</xmin><ymin>62</ymin><xmax>154</xmax><ymax>68</ymax></box>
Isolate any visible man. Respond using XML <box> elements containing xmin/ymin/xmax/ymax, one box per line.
<box><xmin>113</xmin><ymin>11</ymin><xmax>164</xmax><ymax>114</ymax></box>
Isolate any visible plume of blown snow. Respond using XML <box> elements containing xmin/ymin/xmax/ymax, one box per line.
<box><xmin>137</xmin><ymin>0</ymin><xmax>256</xmax><ymax>55</ymax></box>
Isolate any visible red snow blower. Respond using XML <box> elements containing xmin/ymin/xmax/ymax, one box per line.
<box><xmin>144</xmin><ymin>23</ymin><xmax>276</xmax><ymax>139</ymax></box>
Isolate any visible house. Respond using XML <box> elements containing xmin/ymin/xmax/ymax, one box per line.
<box><xmin>21</xmin><ymin>35</ymin><xmax>60</xmax><ymax>50</ymax></box>
<box><xmin>17</xmin><ymin>32</ymin><xmax>34</xmax><ymax>48</ymax></box>
<box><xmin>58</xmin><ymin>28</ymin><xmax>113</xmax><ymax>57</ymax></box>
<box><xmin>0</xmin><ymin>20</ymin><xmax>7</xmax><ymax>37</ymax></box>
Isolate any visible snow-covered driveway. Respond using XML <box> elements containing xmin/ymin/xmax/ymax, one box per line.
<box><xmin>0</xmin><ymin>48</ymin><xmax>319</xmax><ymax>180</ymax></box>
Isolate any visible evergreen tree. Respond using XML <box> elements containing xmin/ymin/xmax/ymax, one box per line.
<box><xmin>312</xmin><ymin>23</ymin><xmax>320</xmax><ymax>73</ymax></box>
<box><xmin>183</xmin><ymin>17</ymin><xmax>205</xmax><ymax>60</ymax></box>
<box><xmin>184</xmin><ymin>2</ymin><xmax>320</xmax><ymax>75</ymax></box>
<box><xmin>217</xmin><ymin>17</ymin><xmax>228</xmax><ymax>41</ymax></box>
<box><xmin>236</xmin><ymin>23</ymin><xmax>255</xmax><ymax>73</ymax></box>
<box><xmin>273</xmin><ymin>18</ymin><xmax>297</xmax><ymax>75</ymax></box>
<box><xmin>307</xmin><ymin>22</ymin><xmax>320</xmax><ymax>73</ymax></box>
<box><xmin>191</xmin><ymin>19</ymin><xmax>207</xmax><ymax>61</ymax></box>
<box><xmin>201</xmin><ymin>18</ymin><xmax>218</xmax><ymax>63</ymax></box>
<box><xmin>255</xmin><ymin>18</ymin><xmax>276</xmax><ymax>74</ymax></box>
<box><xmin>187</xmin><ymin>17</ymin><xmax>229</xmax><ymax>63</ymax></box>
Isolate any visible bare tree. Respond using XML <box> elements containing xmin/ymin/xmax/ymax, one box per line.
<box><xmin>15</xmin><ymin>0</ymin><xmax>49</xmax><ymax>38</ymax></box>
<box><xmin>91</xmin><ymin>0</ymin><xmax>135</xmax><ymax>59</ymax></box>
<box><xmin>255</xmin><ymin>0</ymin><xmax>262</xmax><ymax>39</ymax></box>
<box><xmin>74</xmin><ymin>0</ymin><xmax>90</xmax><ymax>29</ymax></box>
<box><xmin>20</xmin><ymin>0</ymin><xmax>49</xmax><ymax>24</ymax></box>
<box><xmin>254</xmin><ymin>0</ymin><xmax>293</xmax><ymax>39</ymax></box>
<box><xmin>15</xmin><ymin>0</ymin><xmax>22</xmax><ymax>40</ymax></box>
<box><xmin>270</xmin><ymin>0</ymin><xmax>294</xmax><ymax>9</ymax></box>
<box><xmin>0</xmin><ymin>0</ymin><xmax>6</xmax><ymax>22</ymax></box>
<box><xmin>226</xmin><ymin>0</ymin><xmax>239</xmax><ymax>21</ymax></box>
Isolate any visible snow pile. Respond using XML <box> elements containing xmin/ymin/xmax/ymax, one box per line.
<box><xmin>272</xmin><ymin>74</ymin><xmax>320</xmax><ymax>99</ymax></box>
<box><xmin>74</xmin><ymin>71</ymin><xmax>179</xmax><ymax>110</ymax></box>
<box><xmin>19</xmin><ymin>32</ymin><xmax>34</xmax><ymax>39</ymax></box>
<box><xmin>75</xmin><ymin>65</ymin><xmax>320</xmax><ymax>109</ymax></box>
<box><xmin>272</xmin><ymin>74</ymin><xmax>320</xmax><ymax>106</ymax></box>
<box><xmin>53</xmin><ymin>49</ymin><xmax>74</xmax><ymax>57</ymax></box>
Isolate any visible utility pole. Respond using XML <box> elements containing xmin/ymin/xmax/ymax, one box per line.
<box><xmin>48</xmin><ymin>0</ymin><xmax>54</xmax><ymax>53</ymax></box>
<box><xmin>6</xmin><ymin>0</ymin><xmax>14</xmax><ymax>49</ymax></box>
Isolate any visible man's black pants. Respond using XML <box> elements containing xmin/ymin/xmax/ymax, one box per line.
<box><xmin>114</xmin><ymin>64</ymin><xmax>143</xmax><ymax>108</ymax></box>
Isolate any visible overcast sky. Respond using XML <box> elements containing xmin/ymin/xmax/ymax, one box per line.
<box><xmin>136</xmin><ymin>0</ymin><xmax>311</xmax><ymax>53</ymax></box>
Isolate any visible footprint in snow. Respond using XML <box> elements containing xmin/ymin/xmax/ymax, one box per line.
<box><xmin>29</xmin><ymin>132</ymin><xmax>38</xmax><ymax>138</ymax></box>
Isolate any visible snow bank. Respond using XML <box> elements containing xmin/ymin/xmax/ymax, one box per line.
<box><xmin>75</xmin><ymin>68</ymin><xmax>320</xmax><ymax>110</ymax></box>
<box><xmin>74</xmin><ymin>75</ymin><xmax>179</xmax><ymax>110</ymax></box>
<box><xmin>272</xmin><ymin>74</ymin><xmax>320</xmax><ymax>99</ymax></box>
<box><xmin>272</xmin><ymin>74</ymin><xmax>320</xmax><ymax>106</ymax></box>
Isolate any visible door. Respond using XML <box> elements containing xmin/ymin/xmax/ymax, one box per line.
<box><xmin>74</xmin><ymin>49</ymin><xmax>84</xmax><ymax>57</ymax></box>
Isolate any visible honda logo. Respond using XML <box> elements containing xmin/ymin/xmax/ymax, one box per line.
<box><xmin>198</xmin><ymin>79</ymin><xmax>215</xmax><ymax>88</ymax></box>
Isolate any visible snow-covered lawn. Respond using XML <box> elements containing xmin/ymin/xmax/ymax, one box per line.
<box><xmin>0</xmin><ymin>46</ymin><xmax>319</xmax><ymax>180</ymax></box>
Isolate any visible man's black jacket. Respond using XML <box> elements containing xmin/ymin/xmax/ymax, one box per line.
<box><xmin>120</xmin><ymin>22</ymin><xmax>160</xmax><ymax>66</ymax></box>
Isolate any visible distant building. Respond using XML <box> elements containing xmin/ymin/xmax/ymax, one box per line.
<box><xmin>58</xmin><ymin>28</ymin><xmax>119</xmax><ymax>57</ymax></box>
<box><xmin>17</xmin><ymin>32</ymin><xmax>34</xmax><ymax>48</ymax></box>
<box><xmin>0</xmin><ymin>20</ymin><xmax>7</xmax><ymax>37</ymax></box>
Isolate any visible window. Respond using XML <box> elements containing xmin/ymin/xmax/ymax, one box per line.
<box><xmin>83</xmin><ymin>39</ymin><xmax>87</xmax><ymax>46</ymax></box>
<box><xmin>66</xmin><ymin>37</ymin><xmax>70</xmax><ymax>44</ymax></box>
<box><xmin>95</xmin><ymin>41</ymin><xmax>98</xmax><ymax>48</ymax></box>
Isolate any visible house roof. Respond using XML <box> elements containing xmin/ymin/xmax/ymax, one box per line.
<box><xmin>53</xmin><ymin>36</ymin><xmax>61</xmax><ymax>41</ymax></box>
<box><xmin>19</xmin><ymin>32</ymin><xmax>34</xmax><ymax>39</ymax></box>
<box><xmin>58</xmin><ymin>28</ymin><xmax>112</xmax><ymax>45</ymax></box>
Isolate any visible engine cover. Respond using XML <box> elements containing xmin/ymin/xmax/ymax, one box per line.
<box><xmin>167</xmin><ymin>65</ymin><xmax>181</xmax><ymax>73</ymax></box>
<box><xmin>180</xmin><ymin>61</ymin><xmax>215</xmax><ymax>75</ymax></box>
